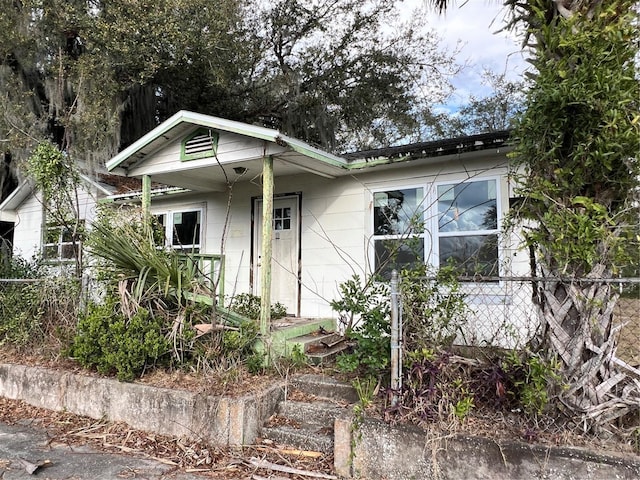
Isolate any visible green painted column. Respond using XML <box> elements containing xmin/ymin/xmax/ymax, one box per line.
<box><xmin>142</xmin><ymin>174</ymin><xmax>151</xmax><ymax>221</ymax></box>
<box><xmin>260</xmin><ymin>155</ymin><xmax>274</xmax><ymax>338</ymax></box>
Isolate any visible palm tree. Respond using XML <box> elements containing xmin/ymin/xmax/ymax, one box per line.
<box><xmin>428</xmin><ymin>0</ymin><xmax>640</xmax><ymax>432</ymax></box>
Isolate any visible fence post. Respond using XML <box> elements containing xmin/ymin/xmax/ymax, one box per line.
<box><xmin>390</xmin><ymin>269</ymin><xmax>402</xmax><ymax>407</ymax></box>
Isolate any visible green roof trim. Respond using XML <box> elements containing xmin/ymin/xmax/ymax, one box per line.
<box><xmin>106</xmin><ymin>110</ymin><xmax>349</xmax><ymax>173</ymax></box>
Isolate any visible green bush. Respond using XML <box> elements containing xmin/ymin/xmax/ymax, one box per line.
<box><xmin>0</xmin><ymin>256</ymin><xmax>79</xmax><ymax>353</ymax></box>
<box><xmin>502</xmin><ymin>350</ymin><xmax>562</xmax><ymax>416</ymax></box>
<box><xmin>331</xmin><ymin>275</ymin><xmax>390</xmax><ymax>376</ymax></box>
<box><xmin>228</xmin><ymin>293</ymin><xmax>287</xmax><ymax>320</ymax></box>
<box><xmin>222</xmin><ymin>320</ymin><xmax>260</xmax><ymax>356</ymax></box>
<box><xmin>401</xmin><ymin>264</ymin><xmax>469</xmax><ymax>350</ymax></box>
<box><xmin>69</xmin><ymin>300</ymin><xmax>170</xmax><ymax>381</ymax></box>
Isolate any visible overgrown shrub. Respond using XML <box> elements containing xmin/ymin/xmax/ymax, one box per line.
<box><xmin>391</xmin><ymin>348</ymin><xmax>563</xmax><ymax>427</ymax></box>
<box><xmin>401</xmin><ymin>264</ymin><xmax>469</xmax><ymax>350</ymax></box>
<box><xmin>331</xmin><ymin>266</ymin><xmax>469</xmax><ymax>377</ymax></box>
<box><xmin>331</xmin><ymin>275</ymin><xmax>391</xmax><ymax>376</ymax></box>
<box><xmin>189</xmin><ymin>318</ymin><xmax>265</xmax><ymax>374</ymax></box>
<box><xmin>500</xmin><ymin>350</ymin><xmax>562</xmax><ymax>415</ymax></box>
<box><xmin>228</xmin><ymin>293</ymin><xmax>287</xmax><ymax>320</ymax></box>
<box><xmin>0</xmin><ymin>257</ymin><xmax>80</xmax><ymax>354</ymax></box>
<box><xmin>0</xmin><ymin>282</ymin><xmax>43</xmax><ymax>347</ymax></box>
<box><xmin>69</xmin><ymin>300</ymin><xmax>170</xmax><ymax>381</ymax></box>
<box><xmin>395</xmin><ymin>349</ymin><xmax>476</xmax><ymax>423</ymax></box>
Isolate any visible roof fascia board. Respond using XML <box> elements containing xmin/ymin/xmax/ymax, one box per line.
<box><xmin>106</xmin><ymin>111</ymin><xmax>284</xmax><ymax>172</ymax></box>
<box><xmin>276</xmin><ymin>135</ymin><xmax>348</xmax><ymax>169</ymax></box>
<box><xmin>0</xmin><ymin>181</ymin><xmax>34</xmax><ymax>213</ymax></box>
<box><xmin>346</xmin><ymin>144</ymin><xmax>514</xmax><ymax>171</ymax></box>
<box><xmin>0</xmin><ymin>211</ymin><xmax>16</xmax><ymax>222</ymax></box>
<box><xmin>106</xmin><ymin>110</ymin><xmax>189</xmax><ymax>171</ymax></box>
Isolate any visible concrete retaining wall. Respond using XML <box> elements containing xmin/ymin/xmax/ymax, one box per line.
<box><xmin>334</xmin><ymin>415</ymin><xmax>640</xmax><ymax>480</ymax></box>
<box><xmin>0</xmin><ymin>363</ymin><xmax>283</xmax><ymax>446</ymax></box>
<box><xmin>3</xmin><ymin>363</ymin><xmax>639</xmax><ymax>479</ymax></box>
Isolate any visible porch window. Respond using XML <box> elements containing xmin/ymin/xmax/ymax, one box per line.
<box><xmin>436</xmin><ymin>179</ymin><xmax>499</xmax><ymax>277</ymax></box>
<box><xmin>372</xmin><ymin>187</ymin><xmax>425</xmax><ymax>279</ymax></box>
<box><xmin>153</xmin><ymin>209</ymin><xmax>202</xmax><ymax>252</ymax></box>
<box><xmin>43</xmin><ymin>222</ymin><xmax>83</xmax><ymax>262</ymax></box>
<box><xmin>181</xmin><ymin>129</ymin><xmax>218</xmax><ymax>161</ymax></box>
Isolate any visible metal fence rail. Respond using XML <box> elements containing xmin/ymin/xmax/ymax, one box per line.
<box><xmin>390</xmin><ymin>275</ymin><xmax>639</xmax><ymax>362</ymax></box>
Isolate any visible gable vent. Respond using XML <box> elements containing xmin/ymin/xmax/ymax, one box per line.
<box><xmin>181</xmin><ymin>129</ymin><xmax>219</xmax><ymax>161</ymax></box>
<box><xmin>184</xmin><ymin>133</ymin><xmax>214</xmax><ymax>156</ymax></box>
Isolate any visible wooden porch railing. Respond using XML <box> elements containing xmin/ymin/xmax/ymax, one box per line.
<box><xmin>178</xmin><ymin>253</ymin><xmax>225</xmax><ymax>302</ymax></box>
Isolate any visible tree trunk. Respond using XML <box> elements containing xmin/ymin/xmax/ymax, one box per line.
<box><xmin>536</xmin><ymin>262</ymin><xmax>639</xmax><ymax>433</ymax></box>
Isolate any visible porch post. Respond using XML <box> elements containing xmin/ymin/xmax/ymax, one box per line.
<box><xmin>141</xmin><ymin>174</ymin><xmax>151</xmax><ymax>222</ymax></box>
<box><xmin>260</xmin><ymin>155</ymin><xmax>274</xmax><ymax>337</ymax></box>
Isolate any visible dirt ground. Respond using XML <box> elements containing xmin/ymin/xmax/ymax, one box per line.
<box><xmin>615</xmin><ymin>298</ymin><xmax>640</xmax><ymax>366</ymax></box>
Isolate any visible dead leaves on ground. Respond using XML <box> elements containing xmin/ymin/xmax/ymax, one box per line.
<box><xmin>0</xmin><ymin>397</ymin><xmax>335</xmax><ymax>479</ymax></box>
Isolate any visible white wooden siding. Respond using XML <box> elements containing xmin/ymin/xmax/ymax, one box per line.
<box><xmin>128</xmin><ymin>131</ymin><xmax>288</xmax><ymax>177</ymax></box>
<box><xmin>11</xmin><ymin>185</ymin><xmax>102</xmax><ymax>264</ymax></box>
<box><xmin>12</xmin><ymin>192</ymin><xmax>43</xmax><ymax>260</ymax></box>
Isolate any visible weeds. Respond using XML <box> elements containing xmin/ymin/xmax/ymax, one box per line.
<box><xmin>229</xmin><ymin>293</ymin><xmax>287</xmax><ymax>320</ymax></box>
<box><xmin>331</xmin><ymin>275</ymin><xmax>390</xmax><ymax>377</ymax></box>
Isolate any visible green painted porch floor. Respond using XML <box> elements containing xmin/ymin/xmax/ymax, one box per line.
<box><xmin>255</xmin><ymin>317</ymin><xmax>346</xmax><ymax>362</ymax></box>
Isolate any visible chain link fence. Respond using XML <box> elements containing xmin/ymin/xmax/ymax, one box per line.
<box><xmin>393</xmin><ymin>275</ymin><xmax>639</xmax><ymax>363</ymax></box>
<box><xmin>0</xmin><ymin>277</ymin><xmax>82</xmax><ymax>352</ymax></box>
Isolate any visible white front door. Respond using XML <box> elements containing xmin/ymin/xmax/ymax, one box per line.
<box><xmin>254</xmin><ymin>196</ymin><xmax>300</xmax><ymax>316</ymax></box>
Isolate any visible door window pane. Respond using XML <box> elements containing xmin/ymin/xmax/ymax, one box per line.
<box><xmin>273</xmin><ymin>206</ymin><xmax>291</xmax><ymax>231</ymax></box>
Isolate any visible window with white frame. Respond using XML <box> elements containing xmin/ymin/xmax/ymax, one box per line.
<box><xmin>153</xmin><ymin>209</ymin><xmax>202</xmax><ymax>252</ymax></box>
<box><xmin>43</xmin><ymin>222</ymin><xmax>84</xmax><ymax>262</ymax></box>
<box><xmin>372</xmin><ymin>187</ymin><xmax>425</xmax><ymax>279</ymax></box>
<box><xmin>436</xmin><ymin>179</ymin><xmax>499</xmax><ymax>277</ymax></box>
<box><xmin>371</xmin><ymin>178</ymin><xmax>501</xmax><ymax>279</ymax></box>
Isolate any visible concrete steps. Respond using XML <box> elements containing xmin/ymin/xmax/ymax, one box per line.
<box><xmin>260</xmin><ymin>374</ymin><xmax>357</xmax><ymax>454</ymax></box>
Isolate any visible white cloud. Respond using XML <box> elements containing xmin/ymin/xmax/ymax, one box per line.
<box><xmin>400</xmin><ymin>1</ymin><xmax>529</xmax><ymax>110</ymax></box>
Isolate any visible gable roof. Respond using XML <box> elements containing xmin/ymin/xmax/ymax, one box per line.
<box><xmin>106</xmin><ymin>110</ymin><xmax>349</xmax><ymax>174</ymax></box>
<box><xmin>0</xmin><ymin>174</ymin><xmax>117</xmax><ymax>222</ymax></box>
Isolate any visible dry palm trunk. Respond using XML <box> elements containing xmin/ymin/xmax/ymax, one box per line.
<box><xmin>536</xmin><ymin>262</ymin><xmax>640</xmax><ymax>434</ymax></box>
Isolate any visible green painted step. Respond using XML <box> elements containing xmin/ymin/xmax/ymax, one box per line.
<box><xmin>254</xmin><ymin>318</ymin><xmax>336</xmax><ymax>358</ymax></box>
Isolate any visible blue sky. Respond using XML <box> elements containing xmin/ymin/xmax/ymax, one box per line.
<box><xmin>404</xmin><ymin>1</ymin><xmax>529</xmax><ymax>114</ymax></box>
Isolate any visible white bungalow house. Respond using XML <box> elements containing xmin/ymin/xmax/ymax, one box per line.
<box><xmin>0</xmin><ymin>111</ymin><xmax>537</xmax><ymax>347</ymax></box>
<box><xmin>104</xmin><ymin>111</ymin><xmax>535</xmax><ymax>346</ymax></box>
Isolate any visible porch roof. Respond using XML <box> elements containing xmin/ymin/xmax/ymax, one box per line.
<box><xmin>105</xmin><ymin>111</ymin><xmax>350</xmax><ymax>190</ymax></box>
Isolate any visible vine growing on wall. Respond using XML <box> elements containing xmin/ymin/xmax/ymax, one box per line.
<box><xmin>26</xmin><ymin>141</ymin><xmax>84</xmax><ymax>276</ymax></box>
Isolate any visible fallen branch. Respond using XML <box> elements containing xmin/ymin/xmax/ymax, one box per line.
<box><xmin>254</xmin><ymin>446</ymin><xmax>323</xmax><ymax>458</ymax></box>
<box><xmin>248</xmin><ymin>457</ymin><xmax>337</xmax><ymax>479</ymax></box>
